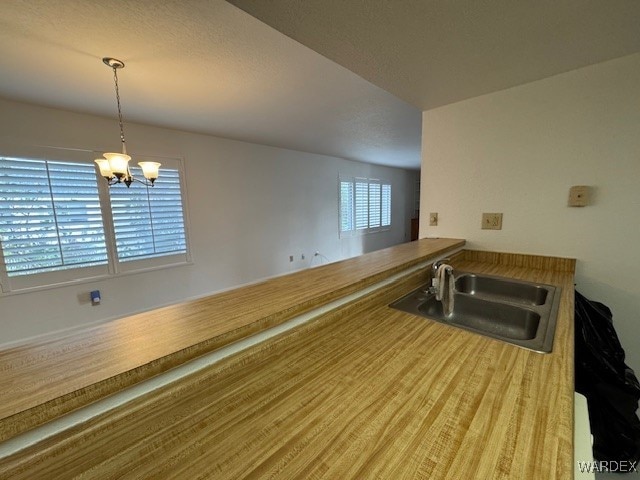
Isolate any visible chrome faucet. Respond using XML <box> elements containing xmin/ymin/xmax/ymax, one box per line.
<box><xmin>428</xmin><ymin>258</ymin><xmax>456</xmax><ymax>316</ymax></box>
<box><xmin>427</xmin><ymin>257</ymin><xmax>452</xmax><ymax>295</ymax></box>
<box><xmin>432</xmin><ymin>257</ymin><xmax>451</xmax><ymax>276</ymax></box>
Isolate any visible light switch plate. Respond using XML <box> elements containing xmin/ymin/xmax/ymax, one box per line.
<box><xmin>482</xmin><ymin>213</ymin><xmax>503</xmax><ymax>230</ymax></box>
<box><xmin>429</xmin><ymin>212</ymin><xmax>438</xmax><ymax>226</ymax></box>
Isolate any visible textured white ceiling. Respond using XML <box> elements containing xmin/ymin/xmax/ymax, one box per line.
<box><xmin>0</xmin><ymin>0</ymin><xmax>422</xmax><ymax>169</ymax></box>
<box><xmin>4</xmin><ymin>1</ymin><xmax>638</xmax><ymax>171</ymax></box>
<box><xmin>229</xmin><ymin>0</ymin><xmax>640</xmax><ymax>110</ymax></box>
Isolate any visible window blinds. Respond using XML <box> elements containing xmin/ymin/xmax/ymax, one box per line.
<box><xmin>0</xmin><ymin>157</ymin><xmax>108</xmax><ymax>276</ymax></box>
<box><xmin>339</xmin><ymin>177</ymin><xmax>391</xmax><ymax>235</ymax></box>
<box><xmin>110</xmin><ymin>167</ymin><xmax>186</xmax><ymax>261</ymax></box>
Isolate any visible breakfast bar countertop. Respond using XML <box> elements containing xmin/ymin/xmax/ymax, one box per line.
<box><xmin>0</xmin><ymin>237</ymin><xmax>464</xmax><ymax>442</ymax></box>
<box><xmin>0</xmin><ymin>246</ymin><xmax>576</xmax><ymax>479</ymax></box>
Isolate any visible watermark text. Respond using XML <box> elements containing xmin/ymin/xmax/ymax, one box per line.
<box><xmin>577</xmin><ymin>460</ymin><xmax>638</xmax><ymax>473</ymax></box>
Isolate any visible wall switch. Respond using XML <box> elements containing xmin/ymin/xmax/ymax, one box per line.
<box><xmin>301</xmin><ymin>253</ymin><xmax>305</xmax><ymax>260</ymax></box>
<box><xmin>429</xmin><ymin>212</ymin><xmax>438</xmax><ymax>226</ymax></box>
<box><xmin>289</xmin><ymin>255</ymin><xmax>294</xmax><ymax>262</ymax></box>
<box><xmin>481</xmin><ymin>213</ymin><xmax>503</xmax><ymax>230</ymax></box>
<box><xmin>568</xmin><ymin>185</ymin><xmax>590</xmax><ymax>207</ymax></box>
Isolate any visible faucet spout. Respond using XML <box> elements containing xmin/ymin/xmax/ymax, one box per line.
<box><xmin>430</xmin><ymin>260</ymin><xmax>455</xmax><ymax>316</ymax></box>
<box><xmin>432</xmin><ymin>258</ymin><xmax>451</xmax><ymax>276</ymax></box>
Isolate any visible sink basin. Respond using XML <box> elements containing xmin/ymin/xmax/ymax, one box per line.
<box><xmin>389</xmin><ymin>271</ymin><xmax>561</xmax><ymax>353</ymax></box>
<box><xmin>419</xmin><ymin>294</ymin><xmax>541</xmax><ymax>340</ymax></box>
<box><xmin>455</xmin><ymin>273</ymin><xmax>548</xmax><ymax>306</ymax></box>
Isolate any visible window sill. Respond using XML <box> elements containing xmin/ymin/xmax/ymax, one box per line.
<box><xmin>339</xmin><ymin>226</ymin><xmax>392</xmax><ymax>238</ymax></box>
<box><xmin>0</xmin><ymin>259</ymin><xmax>193</xmax><ymax>297</ymax></box>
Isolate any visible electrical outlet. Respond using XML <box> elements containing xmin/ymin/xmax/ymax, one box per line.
<box><xmin>289</xmin><ymin>255</ymin><xmax>294</xmax><ymax>262</ymax></box>
<box><xmin>429</xmin><ymin>212</ymin><xmax>438</xmax><ymax>226</ymax></box>
<box><xmin>301</xmin><ymin>253</ymin><xmax>305</xmax><ymax>260</ymax></box>
<box><xmin>90</xmin><ymin>290</ymin><xmax>101</xmax><ymax>305</ymax></box>
<box><xmin>481</xmin><ymin>213</ymin><xmax>503</xmax><ymax>230</ymax></box>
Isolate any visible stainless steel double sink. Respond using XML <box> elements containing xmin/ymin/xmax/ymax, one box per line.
<box><xmin>389</xmin><ymin>272</ymin><xmax>562</xmax><ymax>353</ymax></box>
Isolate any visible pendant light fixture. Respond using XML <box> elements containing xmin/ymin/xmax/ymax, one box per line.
<box><xmin>95</xmin><ymin>57</ymin><xmax>160</xmax><ymax>187</ymax></box>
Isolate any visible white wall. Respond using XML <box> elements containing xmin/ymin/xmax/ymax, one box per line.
<box><xmin>0</xmin><ymin>98</ymin><xmax>418</xmax><ymax>345</ymax></box>
<box><xmin>421</xmin><ymin>53</ymin><xmax>640</xmax><ymax>373</ymax></box>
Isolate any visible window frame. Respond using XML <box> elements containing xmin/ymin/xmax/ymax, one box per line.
<box><xmin>338</xmin><ymin>175</ymin><xmax>392</xmax><ymax>238</ymax></box>
<box><xmin>0</xmin><ymin>146</ymin><xmax>191</xmax><ymax>295</ymax></box>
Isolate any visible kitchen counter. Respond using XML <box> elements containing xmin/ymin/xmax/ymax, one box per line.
<box><xmin>0</xmin><ymin>246</ymin><xmax>575</xmax><ymax>479</ymax></box>
<box><xmin>0</xmin><ymin>238</ymin><xmax>464</xmax><ymax>442</ymax></box>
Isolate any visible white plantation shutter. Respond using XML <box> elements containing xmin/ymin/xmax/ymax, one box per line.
<box><xmin>338</xmin><ymin>177</ymin><xmax>391</xmax><ymax>235</ymax></box>
<box><xmin>0</xmin><ymin>152</ymin><xmax>189</xmax><ymax>293</ymax></box>
<box><xmin>339</xmin><ymin>181</ymin><xmax>354</xmax><ymax>232</ymax></box>
<box><xmin>110</xmin><ymin>166</ymin><xmax>186</xmax><ymax>262</ymax></box>
<box><xmin>368</xmin><ymin>182</ymin><xmax>381</xmax><ymax>228</ymax></box>
<box><xmin>381</xmin><ymin>184</ymin><xmax>391</xmax><ymax>227</ymax></box>
<box><xmin>0</xmin><ymin>157</ymin><xmax>108</xmax><ymax>276</ymax></box>
<box><xmin>355</xmin><ymin>179</ymin><xmax>369</xmax><ymax>230</ymax></box>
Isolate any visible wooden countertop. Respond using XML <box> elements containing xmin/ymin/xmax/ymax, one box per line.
<box><xmin>0</xmin><ymin>238</ymin><xmax>464</xmax><ymax>442</ymax></box>
<box><xmin>0</xmin><ymin>247</ymin><xmax>575</xmax><ymax>479</ymax></box>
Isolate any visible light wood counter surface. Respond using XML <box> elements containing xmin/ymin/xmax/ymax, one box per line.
<box><xmin>0</xmin><ymin>247</ymin><xmax>575</xmax><ymax>479</ymax></box>
<box><xmin>0</xmin><ymin>238</ymin><xmax>464</xmax><ymax>442</ymax></box>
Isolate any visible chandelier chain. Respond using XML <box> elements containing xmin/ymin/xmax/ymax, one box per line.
<box><xmin>111</xmin><ymin>65</ymin><xmax>126</xmax><ymax>148</ymax></box>
<box><xmin>97</xmin><ymin>57</ymin><xmax>160</xmax><ymax>188</ymax></box>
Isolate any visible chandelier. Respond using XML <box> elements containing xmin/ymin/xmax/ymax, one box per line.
<box><xmin>94</xmin><ymin>57</ymin><xmax>160</xmax><ymax>187</ymax></box>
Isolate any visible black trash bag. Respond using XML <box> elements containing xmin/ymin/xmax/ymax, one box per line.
<box><xmin>574</xmin><ymin>290</ymin><xmax>640</xmax><ymax>466</ymax></box>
